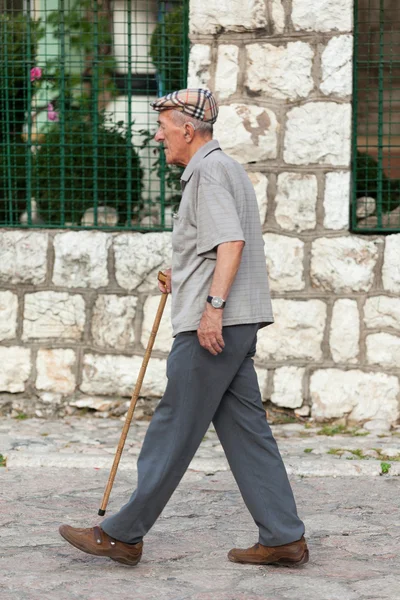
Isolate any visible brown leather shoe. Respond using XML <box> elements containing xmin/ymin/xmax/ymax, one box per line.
<box><xmin>59</xmin><ymin>524</ymin><xmax>143</xmax><ymax>566</ymax></box>
<box><xmin>228</xmin><ymin>536</ymin><xmax>309</xmax><ymax>566</ymax></box>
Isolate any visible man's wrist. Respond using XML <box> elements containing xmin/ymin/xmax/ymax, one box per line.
<box><xmin>205</xmin><ymin>303</ymin><xmax>224</xmax><ymax>317</ymax></box>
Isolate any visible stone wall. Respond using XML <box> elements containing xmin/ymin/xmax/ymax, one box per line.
<box><xmin>187</xmin><ymin>0</ymin><xmax>400</xmax><ymax>430</ymax></box>
<box><xmin>0</xmin><ymin>230</ymin><xmax>174</xmax><ymax>418</ymax></box>
<box><xmin>0</xmin><ymin>0</ymin><xmax>399</xmax><ymax>430</ymax></box>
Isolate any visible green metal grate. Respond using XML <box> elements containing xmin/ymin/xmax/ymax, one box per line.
<box><xmin>352</xmin><ymin>0</ymin><xmax>400</xmax><ymax>232</ymax></box>
<box><xmin>0</xmin><ymin>0</ymin><xmax>189</xmax><ymax>230</ymax></box>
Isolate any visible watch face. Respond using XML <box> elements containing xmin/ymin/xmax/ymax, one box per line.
<box><xmin>211</xmin><ymin>296</ymin><xmax>224</xmax><ymax>308</ymax></box>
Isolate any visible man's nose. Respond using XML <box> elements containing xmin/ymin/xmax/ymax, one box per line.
<box><xmin>154</xmin><ymin>128</ymin><xmax>164</xmax><ymax>142</ymax></box>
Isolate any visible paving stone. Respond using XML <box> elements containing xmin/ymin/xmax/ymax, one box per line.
<box><xmin>1</xmin><ymin>415</ymin><xmax>400</xmax><ymax>600</ymax></box>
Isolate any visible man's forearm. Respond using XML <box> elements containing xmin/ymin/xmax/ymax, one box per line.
<box><xmin>198</xmin><ymin>241</ymin><xmax>244</xmax><ymax>355</ymax></box>
<box><xmin>208</xmin><ymin>240</ymin><xmax>245</xmax><ymax>301</ymax></box>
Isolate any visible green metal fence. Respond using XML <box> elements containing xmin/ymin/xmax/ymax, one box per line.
<box><xmin>352</xmin><ymin>0</ymin><xmax>400</xmax><ymax>232</ymax></box>
<box><xmin>0</xmin><ymin>0</ymin><xmax>189</xmax><ymax>230</ymax></box>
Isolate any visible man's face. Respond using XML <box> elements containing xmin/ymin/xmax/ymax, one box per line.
<box><xmin>154</xmin><ymin>111</ymin><xmax>187</xmax><ymax>166</ymax></box>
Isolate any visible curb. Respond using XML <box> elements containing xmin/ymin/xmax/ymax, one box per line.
<box><xmin>4</xmin><ymin>452</ymin><xmax>400</xmax><ymax>476</ymax></box>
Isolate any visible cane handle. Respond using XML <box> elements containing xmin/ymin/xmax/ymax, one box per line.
<box><xmin>158</xmin><ymin>270</ymin><xmax>168</xmax><ymax>284</ymax></box>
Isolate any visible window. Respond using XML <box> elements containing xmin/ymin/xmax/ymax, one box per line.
<box><xmin>352</xmin><ymin>0</ymin><xmax>400</xmax><ymax>232</ymax></box>
<box><xmin>0</xmin><ymin>0</ymin><xmax>189</xmax><ymax>230</ymax></box>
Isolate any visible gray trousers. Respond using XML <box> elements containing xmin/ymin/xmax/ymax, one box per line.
<box><xmin>101</xmin><ymin>324</ymin><xmax>305</xmax><ymax>546</ymax></box>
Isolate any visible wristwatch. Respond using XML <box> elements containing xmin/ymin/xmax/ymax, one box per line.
<box><xmin>207</xmin><ymin>295</ymin><xmax>226</xmax><ymax>309</ymax></box>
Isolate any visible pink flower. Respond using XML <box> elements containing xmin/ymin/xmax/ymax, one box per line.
<box><xmin>30</xmin><ymin>67</ymin><xmax>42</xmax><ymax>82</ymax></box>
<box><xmin>47</xmin><ymin>103</ymin><xmax>59</xmax><ymax>122</ymax></box>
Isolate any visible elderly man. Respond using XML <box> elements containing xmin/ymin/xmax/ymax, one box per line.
<box><xmin>59</xmin><ymin>88</ymin><xmax>308</xmax><ymax>567</ymax></box>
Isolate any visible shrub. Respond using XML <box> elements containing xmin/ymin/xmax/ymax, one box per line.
<box><xmin>0</xmin><ymin>14</ymin><xmax>42</xmax><ymax>224</ymax></box>
<box><xmin>150</xmin><ymin>3</ymin><xmax>188</xmax><ymax>94</ymax></box>
<box><xmin>32</xmin><ymin>110</ymin><xmax>143</xmax><ymax>225</ymax></box>
<box><xmin>0</xmin><ymin>140</ymin><xmax>28</xmax><ymax>225</ymax></box>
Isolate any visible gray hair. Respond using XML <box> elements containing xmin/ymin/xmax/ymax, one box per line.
<box><xmin>171</xmin><ymin>110</ymin><xmax>213</xmax><ymax>137</ymax></box>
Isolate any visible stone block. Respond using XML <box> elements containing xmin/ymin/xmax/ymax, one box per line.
<box><xmin>246</xmin><ymin>42</ymin><xmax>314</xmax><ymax>100</ymax></box>
<box><xmin>72</xmin><ymin>397</ymin><xmax>115</xmax><ymax>412</ymax></box>
<box><xmin>0</xmin><ymin>231</ymin><xmax>48</xmax><ymax>285</ymax></box>
<box><xmin>271</xmin><ymin>0</ymin><xmax>285</xmax><ymax>33</ymax></box>
<box><xmin>80</xmin><ymin>353</ymin><xmax>167</xmax><ymax>397</ymax></box>
<box><xmin>0</xmin><ymin>291</ymin><xmax>18</xmax><ymax>341</ymax></box>
<box><xmin>364</xmin><ymin>296</ymin><xmax>400</xmax><ymax>331</ymax></box>
<box><xmin>256</xmin><ymin>299</ymin><xmax>327</xmax><ymax>361</ymax></box>
<box><xmin>141</xmin><ymin>295</ymin><xmax>173</xmax><ymax>353</ymax></box>
<box><xmin>53</xmin><ymin>231</ymin><xmax>111</xmax><ymax>288</ymax></box>
<box><xmin>187</xmin><ymin>44</ymin><xmax>211</xmax><ymax>89</ymax></box>
<box><xmin>323</xmin><ymin>171</ymin><xmax>351</xmax><ymax>230</ymax></box>
<box><xmin>215</xmin><ymin>45</ymin><xmax>239</xmax><ymax>99</ymax></box>
<box><xmin>0</xmin><ymin>347</ymin><xmax>31</xmax><ymax>393</ymax></box>
<box><xmin>311</xmin><ymin>236</ymin><xmax>378</xmax><ymax>293</ymax></box>
<box><xmin>275</xmin><ymin>172</ymin><xmax>317</xmax><ymax>231</ymax></box>
<box><xmin>263</xmin><ymin>234</ymin><xmax>305</xmax><ymax>292</ymax></box>
<box><xmin>330</xmin><ymin>299</ymin><xmax>359</xmax><ymax>363</ymax></box>
<box><xmin>190</xmin><ymin>0</ymin><xmax>267</xmax><ymax>34</ymax></box>
<box><xmin>255</xmin><ymin>366</ymin><xmax>268</xmax><ymax>400</ymax></box>
<box><xmin>292</xmin><ymin>0</ymin><xmax>353</xmax><ymax>32</ymax></box>
<box><xmin>320</xmin><ymin>35</ymin><xmax>353</xmax><ymax>97</ymax></box>
<box><xmin>114</xmin><ymin>232</ymin><xmax>172</xmax><ymax>293</ymax></box>
<box><xmin>23</xmin><ymin>292</ymin><xmax>85</xmax><ymax>340</ymax></box>
<box><xmin>92</xmin><ymin>295</ymin><xmax>137</xmax><ymax>350</ymax></box>
<box><xmin>247</xmin><ymin>172</ymin><xmax>268</xmax><ymax>226</ymax></box>
<box><xmin>39</xmin><ymin>392</ymin><xmax>62</xmax><ymax>404</ymax></box>
<box><xmin>284</xmin><ymin>102</ymin><xmax>351</xmax><ymax>166</ymax></box>
<box><xmin>310</xmin><ymin>369</ymin><xmax>399</xmax><ymax>424</ymax></box>
<box><xmin>382</xmin><ymin>234</ymin><xmax>400</xmax><ymax>293</ymax></box>
<box><xmin>366</xmin><ymin>333</ymin><xmax>400</xmax><ymax>368</ymax></box>
<box><xmin>214</xmin><ymin>104</ymin><xmax>278</xmax><ymax>164</ymax></box>
<box><xmin>271</xmin><ymin>366</ymin><xmax>304</xmax><ymax>409</ymax></box>
<box><xmin>295</xmin><ymin>404</ymin><xmax>310</xmax><ymax>417</ymax></box>
<box><xmin>36</xmin><ymin>349</ymin><xmax>76</xmax><ymax>395</ymax></box>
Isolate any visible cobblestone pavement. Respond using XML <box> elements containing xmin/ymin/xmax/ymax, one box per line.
<box><xmin>1</xmin><ymin>417</ymin><xmax>400</xmax><ymax>600</ymax></box>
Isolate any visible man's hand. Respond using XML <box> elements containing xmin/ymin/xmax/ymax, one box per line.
<box><xmin>197</xmin><ymin>305</ymin><xmax>225</xmax><ymax>355</ymax></box>
<box><xmin>158</xmin><ymin>268</ymin><xmax>172</xmax><ymax>294</ymax></box>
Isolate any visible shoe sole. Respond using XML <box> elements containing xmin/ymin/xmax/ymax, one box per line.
<box><xmin>110</xmin><ymin>556</ymin><xmax>141</xmax><ymax>566</ymax></box>
<box><xmin>229</xmin><ymin>549</ymin><xmax>309</xmax><ymax>567</ymax></box>
<box><xmin>59</xmin><ymin>529</ymin><xmax>141</xmax><ymax>566</ymax></box>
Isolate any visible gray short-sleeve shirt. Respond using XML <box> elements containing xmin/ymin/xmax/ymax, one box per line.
<box><xmin>171</xmin><ymin>139</ymin><xmax>273</xmax><ymax>336</ymax></box>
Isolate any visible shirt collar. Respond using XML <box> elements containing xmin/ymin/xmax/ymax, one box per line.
<box><xmin>181</xmin><ymin>139</ymin><xmax>221</xmax><ymax>185</ymax></box>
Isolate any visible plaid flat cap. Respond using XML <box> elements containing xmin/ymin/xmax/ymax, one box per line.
<box><xmin>151</xmin><ymin>88</ymin><xmax>219</xmax><ymax>124</ymax></box>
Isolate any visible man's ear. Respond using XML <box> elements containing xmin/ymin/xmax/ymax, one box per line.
<box><xmin>184</xmin><ymin>122</ymin><xmax>195</xmax><ymax>142</ymax></box>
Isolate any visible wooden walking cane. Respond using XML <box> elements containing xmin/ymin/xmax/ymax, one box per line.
<box><xmin>98</xmin><ymin>271</ymin><xmax>169</xmax><ymax>516</ymax></box>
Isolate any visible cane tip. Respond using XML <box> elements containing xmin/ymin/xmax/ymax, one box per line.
<box><xmin>98</xmin><ymin>509</ymin><xmax>106</xmax><ymax>516</ymax></box>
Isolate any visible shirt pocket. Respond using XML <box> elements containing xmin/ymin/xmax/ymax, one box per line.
<box><xmin>172</xmin><ymin>212</ymin><xmax>187</xmax><ymax>254</ymax></box>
